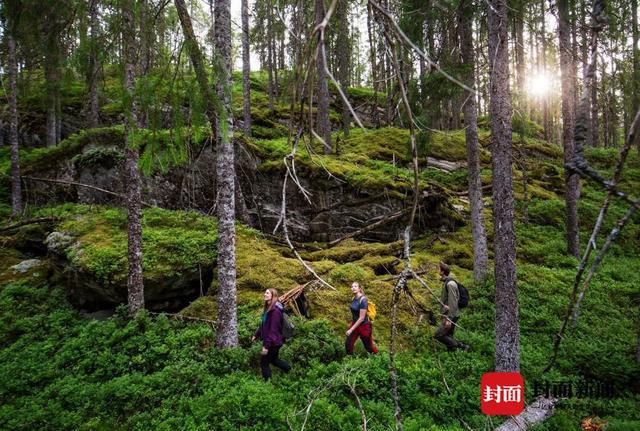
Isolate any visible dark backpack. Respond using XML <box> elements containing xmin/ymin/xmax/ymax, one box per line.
<box><xmin>446</xmin><ymin>279</ymin><xmax>469</xmax><ymax>309</ymax></box>
<box><xmin>281</xmin><ymin>312</ymin><xmax>295</xmax><ymax>341</ymax></box>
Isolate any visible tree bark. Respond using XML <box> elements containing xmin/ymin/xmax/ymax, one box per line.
<box><xmin>44</xmin><ymin>60</ymin><xmax>59</xmax><ymax>147</ymax></box>
<box><xmin>581</xmin><ymin>0</ymin><xmax>592</xmax><ymax>147</ymax></box>
<box><xmin>459</xmin><ymin>0</ymin><xmax>490</xmax><ymax>282</ymax></box>
<box><xmin>7</xmin><ymin>32</ymin><xmax>22</xmax><ymax>216</ymax></box>
<box><xmin>541</xmin><ymin>0</ymin><xmax>550</xmax><ymax>142</ymax></box>
<box><xmin>241</xmin><ymin>0</ymin><xmax>252</xmax><ymax>136</ymax></box>
<box><xmin>266</xmin><ymin>6</ymin><xmax>275</xmax><ymax>111</ymax></box>
<box><xmin>488</xmin><ymin>0</ymin><xmax>520</xmax><ymax>372</ymax></box>
<box><xmin>591</xmin><ymin>38</ymin><xmax>600</xmax><ymax>147</ymax></box>
<box><xmin>559</xmin><ymin>0</ymin><xmax>580</xmax><ymax>257</ymax></box>
<box><xmin>633</xmin><ymin>0</ymin><xmax>639</xmax><ymax>153</ymax></box>
<box><xmin>336</xmin><ymin>0</ymin><xmax>351</xmax><ymax>136</ymax></box>
<box><xmin>514</xmin><ymin>1</ymin><xmax>525</xmax><ymax>108</ymax></box>
<box><xmin>177</xmin><ymin>0</ymin><xmax>237</xmax><ymax>347</ymax></box>
<box><xmin>315</xmin><ymin>0</ymin><xmax>332</xmax><ymax>153</ymax></box>
<box><xmin>495</xmin><ymin>397</ymin><xmax>556</xmax><ymax>431</ymax></box>
<box><xmin>213</xmin><ymin>0</ymin><xmax>239</xmax><ymax>348</ymax></box>
<box><xmin>87</xmin><ymin>0</ymin><xmax>100</xmax><ymax>128</ymax></box>
<box><xmin>366</xmin><ymin>2</ymin><xmax>380</xmax><ymax>127</ymax></box>
<box><xmin>122</xmin><ymin>0</ymin><xmax>145</xmax><ymax>317</ymax></box>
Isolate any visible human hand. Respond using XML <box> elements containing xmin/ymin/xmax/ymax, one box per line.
<box><xmin>251</xmin><ymin>336</ymin><xmax>256</xmax><ymax>342</ymax></box>
<box><xmin>345</xmin><ymin>329</ymin><xmax>352</xmax><ymax>336</ymax></box>
<box><xmin>261</xmin><ymin>347</ymin><xmax>268</xmax><ymax>355</ymax></box>
<box><xmin>444</xmin><ymin>318</ymin><xmax>452</xmax><ymax>329</ymax></box>
<box><xmin>443</xmin><ymin>305</ymin><xmax>449</xmax><ymax>311</ymax></box>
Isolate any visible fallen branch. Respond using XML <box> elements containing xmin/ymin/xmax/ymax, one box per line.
<box><xmin>328</xmin><ymin>209</ymin><xmax>407</xmax><ymax>247</ymax></box>
<box><xmin>495</xmin><ymin>397</ymin><xmax>556</xmax><ymax>431</ymax></box>
<box><xmin>262</xmin><ymin>234</ymin><xmax>324</xmax><ymax>252</ymax></box>
<box><xmin>450</xmin><ymin>184</ymin><xmax>492</xmax><ymax>197</ymax></box>
<box><xmin>23</xmin><ymin>176</ymin><xmax>153</xmax><ymax>207</ymax></box>
<box><xmin>148</xmin><ymin>311</ymin><xmax>216</xmax><ymax>325</ymax></box>
<box><xmin>0</xmin><ymin>216</ymin><xmax>60</xmax><ymax>233</ymax></box>
<box><xmin>345</xmin><ymin>376</ymin><xmax>368</xmax><ymax>431</ymax></box>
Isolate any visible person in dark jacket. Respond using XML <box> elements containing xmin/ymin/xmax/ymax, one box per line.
<box><xmin>345</xmin><ymin>282</ymin><xmax>378</xmax><ymax>355</ymax></box>
<box><xmin>251</xmin><ymin>288</ymin><xmax>291</xmax><ymax>380</ymax></box>
<box><xmin>434</xmin><ymin>262</ymin><xmax>470</xmax><ymax>352</ymax></box>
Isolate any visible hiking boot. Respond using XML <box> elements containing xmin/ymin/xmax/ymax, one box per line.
<box><xmin>458</xmin><ymin>343</ymin><xmax>471</xmax><ymax>352</ymax></box>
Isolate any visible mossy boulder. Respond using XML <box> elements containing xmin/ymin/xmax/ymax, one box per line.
<box><xmin>41</xmin><ymin>205</ymin><xmax>217</xmax><ymax>311</ymax></box>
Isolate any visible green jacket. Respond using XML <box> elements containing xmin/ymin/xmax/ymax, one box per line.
<box><xmin>440</xmin><ymin>278</ymin><xmax>460</xmax><ymax>319</ymax></box>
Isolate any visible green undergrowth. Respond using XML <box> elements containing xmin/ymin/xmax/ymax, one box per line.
<box><xmin>1</xmin><ymin>203</ymin><xmax>639</xmax><ymax>429</ymax></box>
<box><xmin>3</xmin><ymin>73</ymin><xmax>640</xmax><ymax>428</ymax></box>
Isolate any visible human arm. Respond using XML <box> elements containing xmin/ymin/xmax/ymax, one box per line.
<box><xmin>252</xmin><ymin>324</ymin><xmax>262</xmax><ymax>342</ymax></box>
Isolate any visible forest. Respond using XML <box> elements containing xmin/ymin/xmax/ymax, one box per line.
<box><xmin>0</xmin><ymin>0</ymin><xmax>639</xmax><ymax>429</ymax></box>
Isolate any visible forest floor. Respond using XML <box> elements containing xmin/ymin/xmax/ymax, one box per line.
<box><xmin>1</xmin><ymin>72</ymin><xmax>639</xmax><ymax>430</ymax></box>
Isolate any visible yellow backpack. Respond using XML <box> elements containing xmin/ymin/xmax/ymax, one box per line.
<box><xmin>360</xmin><ymin>296</ymin><xmax>377</xmax><ymax>321</ymax></box>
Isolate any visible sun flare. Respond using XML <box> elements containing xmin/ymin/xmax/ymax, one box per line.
<box><xmin>526</xmin><ymin>71</ymin><xmax>553</xmax><ymax>98</ymax></box>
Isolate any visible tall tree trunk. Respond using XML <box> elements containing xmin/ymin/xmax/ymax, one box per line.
<box><xmin>591</xmin><ymin>38</ymin><xmax>600</xmax><ymax>146</ymax></box>
<box><xmin>315</xmin><ymin>0</ymin><xmax>332</xmax><ymax>153</ymax></box>
<box><xmin>213</xmin><ymin>0</ymin><xmax>239</xmax><ymax>348</ymax></box>
<box><xmin>87</xmin><ymin>0</ymin><xmax>100</xmax><ymax>128</ymax></box>
<box><xmin>581</xmin><ymin>0</ymin><xmax>592</xmax><ymax>147</ymax></box>
<box><xmin>633</xmin><ymin>0</ymin><xmax>639</xmax><ymax>153</ymax></box>
<box><xmin>559</xmin><ymin>0</ymin><xmax>580</xmax><ymax>258</ymax></box>
<box><xmin>8</xmin><ymin>33</ymin><xmax>22</xmax><ymax>216</ymax></box>
<box><xmin>241</xmin><ymin>0</ymin><xmax>251</xmax><ymax>136</ymax></box>
<box><xmin>459</xmin><ymin>0</ymin><xmax>490</xmax><ymax>282</ymax></box>
<box><xmin>488</xmin><ymin>0</ymin><xmax>520</xmax><ymax>372</ymax></box>
<box><xmin>336</xmin><ymin>0</ymin><xmax>351</xmax><ymax>136</ymax></box>
<box><xmin>266</xmin><ymin>6</ymin><xmax>275</xmax><ymax>111</ymax></box>
<box><xmin>44</xmin><ymin>60</ymin><xmax>58</xmax><ymax>147</ymax></box>
<box><xmin>514</xmin><ymin>2</ymin><xmax>525</xmax><ymax>112</ymax></box>
<box><xmin>367</xmin><ymin>2</ymin><xmax>380</xmax><ymax>127</ymax></box>
<box><xmin>138</xmin><ymin>0</ymin><xmax>152</xmax><ymax>128</ymax></box>
<box><xmin>56</xmin><ymin>72</ymin><xmax>62</xmax><ymax>143</ymax></box>
<box><xmin>541</xmin><ymin>0</ymin><xmax>550</xmax><ymax>142</ymax></box>
<box><xmin>122</xmin><ymin>0</ymin><xmax>145</xmax><ymax>317</ymax></box>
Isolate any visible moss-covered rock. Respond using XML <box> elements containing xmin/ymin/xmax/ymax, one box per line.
<box><xmin>37</xmin><ymin>205</ymin><xmax>217</xmax><ymax>310</ymax></box>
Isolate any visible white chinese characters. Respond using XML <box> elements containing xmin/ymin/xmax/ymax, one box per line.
<box><xmin>483</xmin><ymin>384</ymin><xmax>522</xmax><ymax>403</ymax></box>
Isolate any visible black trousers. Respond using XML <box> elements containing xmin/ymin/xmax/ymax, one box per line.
<box><xmin>434</xmin><ymin>316</ymin><xmax>461</xmax><ymax>351</ymax></box>
<box><xmin>260</xmin><ymin>345</ymin><xmax>291</xmax><ymax>380</ymax></box>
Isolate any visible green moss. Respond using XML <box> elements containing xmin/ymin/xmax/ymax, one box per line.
<box><xmin>521</xmin><ymin>138</ymin><xmax>563</xmax><ymax>159</ymax></box>
<box><xmin>17</xmin><ymin>127</ymin><xmax>124</xmax><ymax>176</ymax></box>
<box><xmin>344</xmin><ymin>86</ymin><xmax>387</xmax><ymax>105</ymax></box>
<box><xmin>340</xmin><ymin>128</ymin><xmax>409</xmax><ymax>162</ymax></box>
<box><xmin>528</xmin><ymin>198</ymin><xmax>565</xmax><ymax>226</ymax></box>
<box><xmin>427</xmin><ymin>130</ymin><xmax>471</xmax><ymax>161</ymax></box>
<box><xmin>179</xmin><ymin>295</ymin><xmax>217</xmax><ymax>319</ymax></box>
<box><xmin>0</xmin><ymin>248</ymin><xmax>25</xmax><ymax>285</ymax></box>
<box><xmin>328</xmin><ymin>262</ymin><xmax>375</xmax><ymax>285</ymax></box>
<box><xmin>235</xmin><ymin>230</ymin><xmax>308</xmax><ymax>292</ymax></box>
<box><xmin>72</xmin><ymin>147</ymin><xmax>124</xmax><ymax>170</ymax></box>
<box><xmin>55</xmin><ymin>205</ymin><xmax>218</xmax><ymax>285</ymax></box>
<box><xmin>304</xmin><ymin>239</ymin><xmax>402</xmax><ymax>263</ymax></box>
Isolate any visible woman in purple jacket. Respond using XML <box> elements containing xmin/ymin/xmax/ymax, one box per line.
<box><xmin>251</xmin><ymin>288</ymin><xmax>291</xmax><ymax>380</ymax></box>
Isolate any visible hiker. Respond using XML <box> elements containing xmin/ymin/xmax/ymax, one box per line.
<box><xmin>434</xmin><ymin>262</ymin><xmax>471</xmax><ymax>352</ymax></box>
<box><xmin>345</xmin><ymin>282</ymin><xmax>378</xmax><ymax>355</ymax></box>
<box><xmin>251</xmin><ymin>288</ymin><xmax>292</xmax><ymax>380</ymax></box>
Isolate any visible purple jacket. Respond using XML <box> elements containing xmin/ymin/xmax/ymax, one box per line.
<box><xmin>254</xmin><ymin>301</ymin><xmax>285</xmax><ymax>348</ymax></box>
